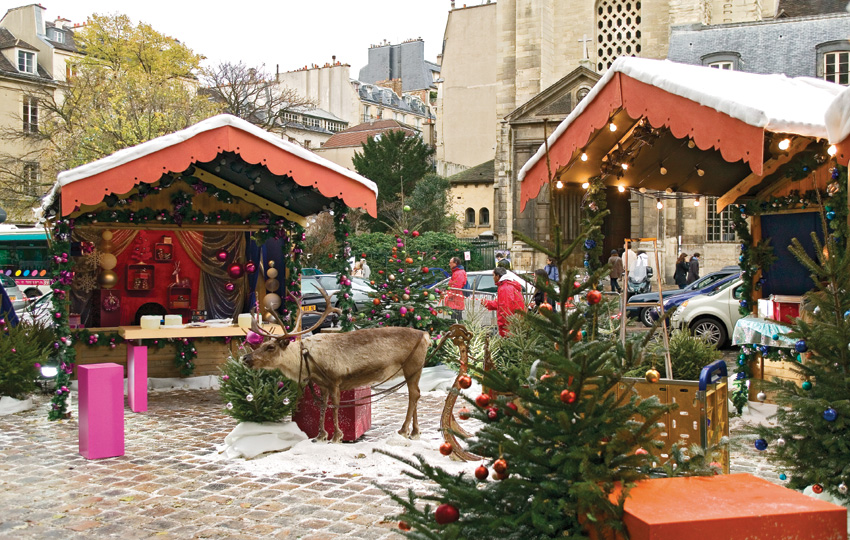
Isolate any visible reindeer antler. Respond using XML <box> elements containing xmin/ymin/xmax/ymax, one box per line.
<box><xmin>258</xmin><ymin>286</ymin><xmax>339</xmax><ymax>340</ymax></box>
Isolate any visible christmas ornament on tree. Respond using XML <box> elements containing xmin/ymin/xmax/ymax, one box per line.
<box><xmin>795</xmin><ymin>339</ymin><xmax>808</xmax><ymax>353</ymax></box>
<box><xmin>802</xmin><ymin>380</ymin><xmax>812</xmax><ymax>390</ymax></box>
<box><xmin>823</xmin><ymin>407</ymin><xmax>838</xmax><ymax>422</ymax></box>
<box><xmin>458</xmin><ymin>407</ymin><xmax>471</xmax><ymax>420</ymax></box>
<box><xmin>475</xmin><ymin>394</ymin><xmax>491</xmax><ymax>407</ymax></box>
<box><xmin>756</xmin><ymin>391</ymin><xmax>766</xmax><ymax>402</ymax></box>
<box><xmin>434</xmin><ymin>503</ymin><xmax>459</xmax><ymax>525</ymax></box>
<box><xmin>587</xmin><ymin>289</ymin><xmax>602</xmax><ymax>305</ymax></box>
<box><xmin>216</xmin><ymin>250</ymin><xmax>228</xmax><ymax>262</ymax></box>
<box><xmin>754</xmin><ymin>438</ymin><xmax>768</xmax><ymax>451</ymax></box>
<box><xmin>493</xmin><ymin>458</ymin><xmax>508</xmax><ymax>474</ymax></box>
<box><xmin>775</xmin><ymin>437</ymin><xmax>786</xmax><ymax>447</ymax></box>
<box><xmin>645</xmin><ymin>368</ymin><xmax>661</xmax><ymax>383</ymax></box>
<box><xmin>475</xmin><ymin>465</ymin><xmax>489</xmax><ymax>480</ymax></box>
<box><xmin>812</xmin><ymin>484</ymin><xmax>824</xmax><ymax>494</ymax></box>
<box><xmin>839</xmin><ymin>483</ymin><xmax>848</xmax><ymax>495</ymax></box>
<box><xmin>398</xmin><ymin>521</ymin><xmax>411</xmax><ymax>531</ymax></box>
<box><xmin>439</xmin><ymin>442</ymin><xmax>453</xmax><ymax>456</ymax></box>
<box><xmin>458</xmin><ymin>375</ymin><xmax>472</xmax><ymax>389</ymax></box>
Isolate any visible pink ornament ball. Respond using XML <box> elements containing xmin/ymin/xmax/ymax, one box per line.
<box><xmin>246</xmin><ymin>331</ymin><xmax>264</xmax><ymax>346</ymax></box>
<box><xmin>415</xmin><ymin>315</ymin><xmax>422</xmax><ymax>321</ymax></box>
<box><xmin>245</xmin><ymin>261</ymin><xmax>257</xmax><ymax>274</ymax></box>
<box><xmin>228</xmin><ymin>263</ymin><xmax>244</xmax><ymax>278</ymax></box>
<box><xmin>403</xmin><ymin>229</ymin><xmax>409</xmax><ymax>234</ymax></box>
<box><xmin>217</xmin><ymin>250</ymin><xmax>229</xmax><ymax>262</ymax></box>
<box><xmin>225</xmin><ymin>282</ymin><xmax>235</xmax><ymax>292</ymax></box>
<box><xmin>385</xmin><ymin>313</ymin><xmax>391</xmax><ymax>318</ymax></box>
<box><xmin>400</xmin><ymin>307</ymin><xmax>408</xmax><ymax>315</ymax></box>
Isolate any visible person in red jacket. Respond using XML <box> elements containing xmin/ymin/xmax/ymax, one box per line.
<box><xmin>481</xmin><ymin>266</ymin><xmax>526</xmax><ymax>336</ymax></box>
<box><xmin>444</xmin><ymin>256</ymin><xmax>467</xmax><ymax>321</ymax></box>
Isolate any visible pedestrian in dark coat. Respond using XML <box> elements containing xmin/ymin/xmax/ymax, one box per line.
<box><xmin>674</xmin><ymin>253</ymin><xmax>689</xmax><ymax>289</ymax></box>
<box><xmin>687</xmin><ymin>253</ymin><xmax>700</xmax><ymax>284</ymax></box>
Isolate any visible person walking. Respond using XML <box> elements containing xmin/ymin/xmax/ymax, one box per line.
<box><xmin>352</xmin><ymin>260</ymin><xmax>364</xmax><ymax>278</ymax></box>
<box><xmin>496</xmin><ymin>252</ymin><xmax>512</xmax><ymax>270</ymax></box>
<box><xmin>607</xmin><ymin>249</ymin><xmax>624</xmax><ymax>293</ymax></box>
<box><xmin>673</xmin><ymin>253</ymin><xmax>689</xmax><ymax>289</ymax></box>
<box><xmin>687</xmin><ymin>253</ymin><xmax>701</xmax><ymax>285</ymax></box>
<box><xmin>360</xmin><ymin>258</ymin><xmax>371</xmax><ymax>279</ymax></box>
<box><xmin>529</xmin><ymin>268</ymin><xmax>557</xmax><ymax>312</ymax></box>
<box><xmin>543</xmin><ymin>257</ymin><xmax>559</xmax><ymax>283</ymax></box>
<box><xmin>444</xmin><ymin>256</ymin><xmax>467</xmax><ymax>322</ymax></box>
<box><xmin>481</xmin><ymin>266</ymin><xmax>526</xmax><ymax>336</ymax></box>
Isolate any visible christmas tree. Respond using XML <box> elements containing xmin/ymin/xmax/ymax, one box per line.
<box><xmin>751</xmin><ymin>218</ymin><xmax>850</xmax><ymax>504</ymax></box>
<box><xmin>378</xmin><ymin>208</ymin><xmax>712</xmax><ymax>538</ymax></box>
<box><xmin>357</xmin><ymin>229</ymin><xmax>448</xmax><ymax>337</ymax></box>
<box><xmin>219</xmin><ymin>353</ymin><xmax>300</xmax><ymax>423</ymax></box>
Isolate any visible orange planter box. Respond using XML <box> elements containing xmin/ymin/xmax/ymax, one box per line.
<box><xmin>611</xmin><ymin>474</ymin><xmax>847</xmax><ymax>540</ymax></box>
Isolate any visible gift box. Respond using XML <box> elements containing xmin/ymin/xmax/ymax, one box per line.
<box><xmin>293</xmin><ymin>384</ymin><xmax>371</xmax><ymax>442</ymax></box>
<box><xmin>770</xmin><ymin>295</ymin><xmax>801</xmax><ymax>324</ymax></box>
<box><xmin>757</xmin><ymin>298</ymin><xmax>773</xmax><ymax>319</ymax></box>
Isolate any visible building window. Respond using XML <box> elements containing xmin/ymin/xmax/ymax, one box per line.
<box><xmin>596</xmin><ymin>0</ymin><xmax>641</xmax><ymax>72</ymax></box>
<box><xmin>22</xmin><ymin>162</ymin><xmax>40</xmax><ymax>197</ymax></box>
<box><xmin>48</xmin><ymin>27</ymin><xmax>65</xmax><ymax>43</ymax></box>
<box><xmin>824</xmin><ymin>51</ymin><xmax>849</xmax><ymax>85</ymax></box>
<box><xmin>701</xmin><ymin>52</ymin><xmax>741</xmax><ymax>71</ymax></box>
<box><xmin>17</xmin><ymin>50</ymin><xmax>35</xmax><ymax>74</ymax></box>
<box><xmin>465</xmin><ymin>208</ymin><xmax>476</xmax><ymax>226</ymax></box>
<box><xmin>362</xmin><ymin>106</ymin><xmax>370</xmax><ymax>122</ymax></box>
<box><xmin>706</xmin><ymin>197</ymin><xmax>737</xmax><ymax>242</ymax></box>
<box><xmin>303</xmin><ymin>140</ymin><xmax>312</xmax><ymax>149</ymax></box>
<box><xmin>479</xmin><ymin>208</ymin><xmax>490</xmax><ymax>225</ymax></box>
<box><xmin>23</xmin><ymin>96</ymin><xmax>38</xmax><ymax>134</ymax></box>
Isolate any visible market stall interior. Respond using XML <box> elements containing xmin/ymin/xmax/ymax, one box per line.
<box><xmin>36</xmin><ymin>115</ymin><xmax>377</xmax><ymax>416</ymax></box>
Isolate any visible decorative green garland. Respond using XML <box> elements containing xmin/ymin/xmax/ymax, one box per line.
<box><xmin>331</xmin><ymin>202</ymin><xmax>356</xmax><ymax>331</ymax></box>
<box><xmin>581</xmin><ymin>177</ymin><xmax>607</xmax><ymax>278</ymax></box>
<box><xmin>47</xmin><ymin>218</ymin><xmax>75</xmax><ymax>420</ymax></box>
<box><xmin>283</xmin><ymin>223</ymin><xmax>305</xmax><ymax>330</ymax></box>
<box><xmin>729</xmin><ymin>164</ymin><xmax>848</xmax><ymax>411</ymax></box>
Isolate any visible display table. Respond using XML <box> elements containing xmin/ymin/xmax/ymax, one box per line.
<box><xmin>118</xmin><ymin>324</ymin><xmax>282</xmax><ymax>412</ymax></box>
<box><xmin>731</xmin><ymin>315</ymin><xmax>795</xmax><ymax>348</ymax></box>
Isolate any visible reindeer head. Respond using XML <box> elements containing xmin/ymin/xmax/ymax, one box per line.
<box><xmin>241</xmin><ymin>286</ymin><xmax>340</xmax><ymax>375</ymax></box>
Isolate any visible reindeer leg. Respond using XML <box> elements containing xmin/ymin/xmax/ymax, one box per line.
<box><xmin>399</xmin><ymin>339</ymin><xmax>425</xmax><ymax>439</ymax></box>
<box><xmin>330</xmin><ymin>385</ymin><xmax>344</xmax><ymax>444</ymax></box>
<box><xmin>316</xmin><ymin>386</ymin><xmax>329</xmax><ymax>442</ymax></box>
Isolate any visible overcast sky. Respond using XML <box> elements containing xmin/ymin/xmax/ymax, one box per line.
<box><xmin>19</xmin><ymin>1</ymin><xmax>455</xmax><ymax>75</ymax></box>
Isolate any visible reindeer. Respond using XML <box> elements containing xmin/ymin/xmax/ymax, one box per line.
<box><xmin>242</xmin><ymin>288</ymin><xmax>430</xmax><ymax>443</ymax></box>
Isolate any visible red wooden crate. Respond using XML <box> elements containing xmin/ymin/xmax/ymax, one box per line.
<box><xmin>293</xmin><ymin>384</ymin><xmax>371</xmax><ymax>442</ymax></box>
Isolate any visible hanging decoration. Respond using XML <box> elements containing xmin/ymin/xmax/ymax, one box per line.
<box><xmin>580</xmin><ymin>176</ymin><xmax>606</xmax><ymax>277</ymax></box>
<box><xmin>47</xmin><ymin>218</ymin><xmax>75</xmax><ymax>420</ymax></box>
<box><xmin>331</xmin><ymin>202</ymin><xmax>356</xmax><ymax>332</ymax></box>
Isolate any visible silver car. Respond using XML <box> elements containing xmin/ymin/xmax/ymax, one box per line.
<box><xmin>1</xmin><ymin>273</ymin><xmax>26</xmax><ymax>311</ymax></box>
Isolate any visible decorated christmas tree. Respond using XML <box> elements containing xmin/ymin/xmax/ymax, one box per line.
<box><xmin>378</xmin><ymin>207</ymin><xmax>712</xmax><ymax>538</ymax></box>
<box><xmin>219</xmin><ymin>353</ymin><xmax>300</xmax><ymax>423</ymax></box>
<box><xmin>357</xmin><ymin>229</ymin><xmax>448</xmax><ymax>336</ymax></box>
<box><xmin>750</xmin><ymin>213</ymin><xmax>850</xmax><ymax>504</ymax></box>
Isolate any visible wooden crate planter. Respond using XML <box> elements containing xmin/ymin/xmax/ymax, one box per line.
<box><xmin>617</xmin><ymin>360</ymin><xmax>729</xmax><ymax>472</ymax></box>
<box><xmin>747</xmin><ymin>355</ymin><xmax>806</xmax><ymax>404</ymax></box>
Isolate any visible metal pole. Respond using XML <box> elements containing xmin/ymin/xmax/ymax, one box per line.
<box><xmin>653</xmin><ymin>239</ymin><xmax>673</xmax><ymax>378</ymax></box>
<box><xmin>619</xmin><ymin>238</ymin><xmax>629</xmax><ymax>345</ymax></box>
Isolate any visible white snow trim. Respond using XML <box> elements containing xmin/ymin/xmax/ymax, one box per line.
<box><xmin>519</xmin><ymin>58</ymin><xmax>844</xmax><ymax>182</ymax></box>
<box><xmin>0</xmin><ymin>396</ymin><xmax>34</xmax><ymax>415</ymax></box>
<box><xmin>826</xmin><ymin>85</ymin><xmax>850</xmax><ymax>144</ymax></box>
<box><xmin>38</xmin><ymin>114</ymin><xmax>378</xmax><ymax>219</ymax></box>
<box><xmin>221</xmin><ymin>422</ymin><xmax>308</xmax><ymax>459</ymax></box>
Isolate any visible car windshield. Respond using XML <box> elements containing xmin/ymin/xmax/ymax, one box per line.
<box><xmin>706</xmin><ymin>277</ymin><xmax>740</xmax><ymax>296</ymax></box>
<box><xmin>686</xmin><ymin>272</ymin><xmax>726</xmax><ymax>291</ymax></box>
<box><xmin>302</xmin><ymin>278</ymin><xmax>322</xmax><ymax>296</ymax></box>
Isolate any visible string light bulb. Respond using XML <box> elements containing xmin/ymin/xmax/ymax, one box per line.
<box><xmin>659</xmin><ymin>165</ymin><xmax>668</xmax><ymax>175</ymax></box>
<box><xmin>639</xmin><ymin>187</ymin><xmax>647</xmax><ymax>193</ymax></box>
<box><xmin>621</xmin><ymin>163</ymin><xmax>629</xmax><ymax>170</ymax></box>
<box><xmin>696</xmin><ymin>167</ymin><xmax>705</xmax><ymax>176</ymax></box>
<box><xmin>828</xmin><ymin>145</ymin><xmax>838</xmax><ymax>156</ymax></box>
<box><xmin>687</xmin><ymin>139</ymin><xmax>695</xmax><ymax>149</ymax></box>
<box><xmin>693</xmin><ymin>197</ymin><xmax>701</xmax><ymax>207</ymax></box>
<box><xmin>581</xmin><ymin>181</ymin><xmax>590</xmax><ymax>189</ymax></box>
<box><xmin>777</xmin><ymin>138</ymin><xmax>791</xmax><ymax>151</ymax></box>
<box><xmin>555</xmin><ymin>180</ymin><xmax>564</xmax><ymax>189</ymax></box>
<box><xmin>609</xmin><ymin>122</ymin><xmax>618</xmax><ymax>132</ymax></box>
<box><xmin>618</xmin><ymin>185</ymin><xmax>626</xmax><ymax>193</ymax></box>
<box><xmin>580</xmin><ymin>152</ymin><xmax>588</xmax><ymax>161</ymax></box>
<box><xmin>656</xmin><ymin>199</ymin><xmax>663</xmax><ymax>210</ymax></box>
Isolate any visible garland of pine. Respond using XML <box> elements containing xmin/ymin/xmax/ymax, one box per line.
<box><xmin>283</xmin><ymin>223</ymin><xmax>306</xmax><ymax>329</ymax></box>
<box><xmin>47</xmin><ymin>218</ymin><xmax>75</xmax><ymax>420</ymax></box>
<box><xmin>728</xmin><ymin>164</ymin><xmax>848</xmax><ymax>413</ymax></box>
<box><xmin>581</xmin><ymin>177</ymin><xmax>606</xmax><ymax>280</ymax></box>
<box><xmin>331</xmin><ymin>202</ymin><xmax>356</xmax><ymax>331</ymax></box>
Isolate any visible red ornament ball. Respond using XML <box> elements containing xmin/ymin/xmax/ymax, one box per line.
<box><xmin>493</xmin><ymin>458</ymin><xmax>508</xmax><ymax>474</ymax></box>
<box><xmin>434</xmin><ymin>503</ymin><xmax>460</xmax><ymax>525</ymax></box>
<box><xmin>373</xmin><ymin>298</ymin><xmax>381</xmax><ymax>305</ymax></box>
<box><xmin>412</xmin><ymin>231</ymin><xmax>420</xmax><ymax>237</ymax></box>
<box><xmin>422</xmin><ymin>267</ymin><xmax>430</xmax><ymax>273</ymax></box>
<box><xmin>487</xmin><ymin>407</ymin><xmax>498</xmax><ymax>420</ymax></box>
<box><xmin>216</xmin><ymin>250</ymin><xmax>228</xmax><ymax>262</ymax></box>
<box><xmin>587</xmin><ymin>289</ymin><xmax>602</xmax><ymax>304</ymax></box>
<box><xmin>398</xmin><ymin>521</ymin><xmax>411</xmax><ymax>531</ymax></box>
<box><xmin>474</xmin><ymin>465</ymin><xmax>489</xmax><ymax>480</ymax></box>
<box><xmin>439</xmin><ymin>442</ymin><xmax>453</xmax><ymax>456</ymax></box>
<box><xmin>458</xmin><ymin>375</ymin><xmax>472</xmax><ymax>389</ymax></box>
<box><xmin>635</xmin><ymin>448</ymin><xmax>649</xmax><ymax>455</ymax></box>
<box><xmin>405</xmin><ymin>257</ymin><xmax>414</xmax><ymax>264</ymax></box>
<box><xmin>573</xmin><ymin>281</ymin><xmax>581</xmax><ymax>289</ymax></box>
<box><xmin>458</xmin><ymin>407</ymin><xmax>471</xmax><ymax>420</ymax></box>
<box><xmin>539</xmin><ymin>302</ymin><xmax>552</xmax><ymax>311</ymax></box>
<box><xmin>495</xmin><ymin>471</ymin><xmax>509</xmax><ymax>481</ymax></box>
<box><xmin>228</xmin><ymin>263</ymin><xmax>244</xmax><ymax>278</ymax></box>
<box><xmin>560</xmin><ymin>390</ymin><xmax>577</xmax><ymax>404</ymax></box>
<box><xmin>475</xmin><ymin>394</ymin><xmax>490</xmax><ymax>408</ymax></box>
<box><xmin>225</xmin><ymin>282</ymin><xmax>235</xmax><ymax>292</ymax></box>
<box><xmin>812</xmin><ymin>484</ymin><xmax>824</xmax><ymax>494</ymax></box>
<box><xmin>506</xmin><ymin>402</ymin><xmax>518</xmax><ymax>413</ymax></box>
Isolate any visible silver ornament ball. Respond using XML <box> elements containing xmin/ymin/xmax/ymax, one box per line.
<box><xmin>756</xmin><ymin>391</ymin><xmax>767</xmax><ymax>402</ymax></box>
<box><xmin>246</xmin><ymin>394</ymin><xmax>254</xmax><ymax>402</ymax></box>
<box><xmin>776</xmin><ymin>437</ymin><xmax>786</xmax><ymax>447</ymax></box>
<box><xmin>839</xmin><ymin>483</ymin><xmax>848</xmax><ymax>495</ymax></box>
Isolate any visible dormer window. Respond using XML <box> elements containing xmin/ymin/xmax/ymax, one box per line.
<box><xmin>17</xmin><ymin>50</ymin><xmax>35</xmax><ymax>74</ymax></box>
<box><xmin>48</xmin><ymin>27</ymin><xmax>65</xmax><ymax>43</ymax></box>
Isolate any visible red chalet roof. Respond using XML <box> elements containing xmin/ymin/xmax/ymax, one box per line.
<box><xmin>321</xmin><ymin>119</ymin><xmax>417</xmax><ymax>149</ymax></box>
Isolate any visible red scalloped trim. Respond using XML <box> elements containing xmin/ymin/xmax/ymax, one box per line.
<box><xmin>520</xmin><ymin>73</ymin><xmax>765</xmax><ymax>211</ymax></box>
<box><xmin>61</xmin><ymin>126</ymin><xmax>377</xmax><ymax>217</ymax></box>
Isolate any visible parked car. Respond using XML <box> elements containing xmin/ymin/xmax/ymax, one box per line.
<box><xmin>16</xmin><ymin>290</ymin><xmax>53</xmax><ymax>325</ymax></box>
<box><xmin>299</xmin><ymin>274</ymin><xmax>375</xmax><ymax>331</ymax></box>
<box><xmin>669</xmin><ymin>278</ymin><xmax>744</xmax><ymax>347</ymax></box>
<box><xmin>653</xmin><ymin>271</ymin><xmax>742</xmax><ymax>322</ymax></box>
<box><xmin>1</xmin><ymin>273</ymin><xmax>26</xmax><ymax>311</ymax></box>
<box><xmin>627</xmin><ymin>266</ymin><xmax>741</xmax><ymax>326</ymax></box>
<box><xmin>432</xmin><ymin>269</ymin><xmax>535</xmax><ymax>297</ymax></box>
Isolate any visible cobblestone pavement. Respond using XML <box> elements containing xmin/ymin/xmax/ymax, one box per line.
<box><xmin>0</xmin><ymin>366</ymin><xmax>780</xmax><ymax>540</ymax></box>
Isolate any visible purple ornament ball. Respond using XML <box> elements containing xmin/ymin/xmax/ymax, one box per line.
<box><xmin>246</xmin><ymin>331</ymin><xmax>264</xmax><ymax>346</ymax></box>
<box><xmin>217</xmin><ymin>250</ymin><xmax>229</xmax><ymax>262</ymax></box>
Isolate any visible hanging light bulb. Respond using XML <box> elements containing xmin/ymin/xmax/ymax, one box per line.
<box><xmin>621</xmin><ymin>163</ymin><xmax>629</xmax><ymax>170</ymax></box>
<box><xmin>694</xmin><ymin>197</ymin><xmax>701</xmax><ymax>207</ymax></box>
<box><xmin>687</xmin><ymin>139</ymin><xmax>695</xmax><ymax>149</ymax></box>
<box><xmin>555</xmin><ymin>180</ymin><xmax>564</xmax><ymax>189</ymax></box>
<box><xmin>777</xmin><ymin>138</ymin><xmax>791</xmax><ymax>151</ymax></box>
<box><xmin>656</xmin><ymin>199</ymin><xmax>663</xmax><ymax>210</ymax></box>
<box><xmin>696</xmin><ymin>167</ymin><xmax>705</xmax><ymax>177</ymax></box>
<box><xmin>581</xmin><ymin>181</ymin><xmax>590</xmax><ymax>189</ymax></box>
<box><xmin>639</xmin><ymin>187</ymin><xmax>647</xmax><ymax>193</ymax></box>
<box><xmin>828</xmin><ymin>145</ymin><xmax>838</xmax><ymax>156</ymax></box>
<box><xmin>580</xmin><ymin>152</ymin><xmax>588</xmax><ymax>161</ymax></box>
<box><xmin>618</xmin><ymin>185</ymin><xmax>626</xmax><ymax>193</ymax></box>
<box><xmin>665</xmin><ymin>187</ymin><xmax>673</xmax><ymax>194</ymax></box>
<box><xmin>659</xmin><ymin>165</ymin><xmax>668</xmax><ymax>175</ymax></box>
<box><xmin>609</xmin><ymin>122</ymin><xmax>617</xmax><ymax>132</ymax></box>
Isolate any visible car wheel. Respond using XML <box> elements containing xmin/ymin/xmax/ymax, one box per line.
<box><xmin>690</xmin><ymin>317</ymin><xmax>727</xmax><ymax>347</ymax></box>
<box><xmin>640</xmin><ymin>307</ymin><xmax>654</xmax><ymax>327</ymax></box>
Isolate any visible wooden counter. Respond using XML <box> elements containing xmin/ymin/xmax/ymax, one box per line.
<box><xmin>118</xmin><ymin>323</ymin><xmax>284</xmax><ymax>340</ymax></box>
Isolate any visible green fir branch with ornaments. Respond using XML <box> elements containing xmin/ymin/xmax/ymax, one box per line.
<box><xmin>47</xmin><ymin>217</ymin><xmax>76</xmax><ymax>420</ymax></box>
<box><xmin>219</xmin><ymin>354</ymin><xmax>300</xmax><ymax>423</ymax></box>
<box><xmin>331</xmin><ymin>202</ymin><xmax>356</xmax><ymax>331</ymax></box>
<box><xmin>581</xmin><ymin>176</ymin><xmax>607</xmax><ymax>276</ymax></box>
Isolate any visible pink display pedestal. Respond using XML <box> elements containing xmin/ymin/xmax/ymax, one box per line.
<box><xmin>78</xmin><ymin>363</ymin><xmax>124</xmax><ymax>460</ymax></box>
<box><xmin>127</xmin><ymin>341</ymin><xmax>148</xmax><ymax>412</ymax></box>
<box><xmin>293</xmin><ymin>384</ymin><xmax>371</xmax><ymax>442</ymax></box>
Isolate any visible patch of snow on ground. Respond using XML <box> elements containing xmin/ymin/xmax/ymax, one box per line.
<box><xmin>0</xmin><ymin>396</ymin><xmax>34</xmax><ymax>415</ymax></box>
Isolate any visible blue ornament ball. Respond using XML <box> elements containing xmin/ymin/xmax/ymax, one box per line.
<box><xmin>771</xmin><ymin>334</ymin><xmax>780</xmax><ymax>340</ymax></box>
<box><xmin>827</xmin><ymin>211</ymin><xmax>836</xmax><ymax>221</ymax></box>
<box><xmin>583</xmin><ymin>260</ymin><xmax>589</xmax><ymax>267</ymax></box>
<box><xmin>823</xmin><ymin>407</ymin><xmax>838</xmax><ymax>422</ymax></box>
<box><xmin>795</xmin><ymin>340</ymin><xmax>808</xmax><ymax>353</ymax></box>
<box><xmin>844</xmin><ymin>310</ymin><xmax>850</xmax><ymax>319</ymax></box>
<box><xmin>740</xmin><ymin>299</ymin><xmax>748</xmax><ymax>308</ymax></box>
<box><xmin>754</xmin><ymin>438</ymin><xmax>768</xmax><ymax>451</ymax></box>
<box><xmin>736</xmin><ymin>371</ymin><xmax>746</xmax><ymax>380</ymax></box>
<box><xmin>779</xmin><ymin>473</ymin><xmax>787</xmax><ymax>481</ymax></box>
<box><xmin>584</xmin><ymin>239</ymin><xmax>597</xmax><ymax>250</ymax></box>
<box><xmin>738</xmin><ymin>255</ymin><xmax>744</xmax><ymax>262</ymax></box>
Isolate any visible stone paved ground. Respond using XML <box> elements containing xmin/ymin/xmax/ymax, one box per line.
<box><xmin>0</xmin><ymin>356</ymin><xmax>780</xmax><ymax>540</ymax></box>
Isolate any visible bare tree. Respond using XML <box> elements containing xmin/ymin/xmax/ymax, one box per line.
<box><xmin>201</xmin><ymin>61</ymin><xmax>316</xmax><ymax>130</ymax></box>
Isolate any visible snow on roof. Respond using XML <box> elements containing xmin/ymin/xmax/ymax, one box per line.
<box><xmin>826</xmin><ymin>85</ymin><xmax>850</xmax><ymax>144</ymax></box>
<box><xmin>38</xmin><ymin>114</ymin><xmax>377</xmax><ymax>219</ymax></box>
<box><xmin>519</xmin><ymin>57</ymin><xmax>844</xmax><ymax>182</ymax></box>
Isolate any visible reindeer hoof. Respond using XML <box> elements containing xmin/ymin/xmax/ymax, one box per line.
<box><xmin>315</xmin><ymin>432</ymin><xmax>328</xmax><ymax>443</ymax></box>
<box><xmin>410</xmin><ymin>431</ymin><xmax>420</xmax><ymax>440</ymax></box>
<box><xmin>331</xmin><ymin>432</ymin><xmax>344</xmax><ymax>444</ymax></box>
<box><xmin>397</xmin><ymin>428</ymin><xmax>410</xmax><ymax>439</ymax></box>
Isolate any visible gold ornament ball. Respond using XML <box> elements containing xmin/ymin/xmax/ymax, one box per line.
<box><xmin>264</xmin><ymin>278</ymin><xmax>280</xmax><ymax>292</ymax></box>
<box><xmin>388</xmin><ymin>274</ymin><xmax>396</xmax><ymax>281</ymax></box>
<box><xmin>100</xmin><ymin>253</ymin><xmax>118</xmax><ymax>270</ymax></box>
<box><xmin>262</xmin><ymin>293</ymin><xmax>282</xmax><ymax>310</ymax></box>
<box><xmin>403</xmin><ymin>294</ymin><xmax>410</xmax><ymax>301</ymax></box>
<box><xmin>100</xmin><ymin>240</ymin><xmax>114</xmax><ymax>253</ymax></box>
<box><xmin>263</xmin><ymin>311</ymin><xmax>274</xmax><ymax>322</ymax></box>
<box><xmin>645</xmin><ymin>368</ymin><xmax>661</xmax><ymax>383</ymax></box>
<box><xmin>98</xmin><ymin>269</ymin><xmax>119</xmax><ymax>289</ymax></box>
<box><xmin>101</xmin><ymin>230</ymin><xmax>114</xmax><ymax>241</ymax></box>
<box><xmin>266</xmin><ymin>267</ymin><xmax>279</xmax><ymax>279</ymax></box>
